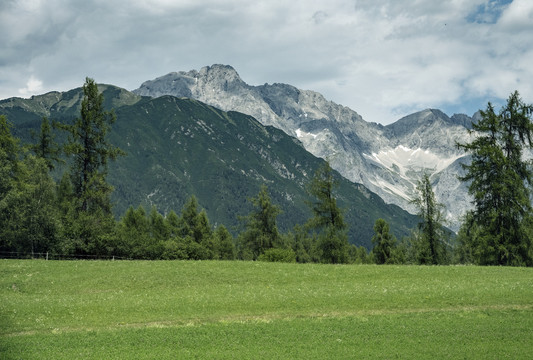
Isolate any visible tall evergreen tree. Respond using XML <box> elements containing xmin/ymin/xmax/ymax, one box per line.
<box><xmin>30</xmin><ymin>117</ymin><xmax>62</xmax><ymax>171</ymax></box>
<box><xmin>410</xmin><ymin>173</ymin><xmax>446</xmax><ymax>264</ymax></box>
<box><xmin>457</xmin><ymin>91</ymin><xmax>533</xmax><ymax>266</ymax></box>
<box><xmin>115</xmin><ymin>206</ymin><xmax>151</xmax><ymax>259</ymax></box>
<box><xmin>371</xmin><ymin>218</ymin><xmax>397</xmax><ymax>264</ymax></box>
<box><xmin>238</xmin><ymin>185</ymin><xmax>282</xmax><ymax>260</ymax></box>
<box><xmin>215</xmin><ymin>225</ymin><xmax>235</xmax><ymax>260</ymax></box>
<box><xmin>306</xmin><ymin>161</ymin><xmax>349</xmax><ymax>264</ymax></box>
<box><xmin>178</xmin><ymin>196</ymin><xmax>215</xmax><ymax>260</ymax></box>
<box><xmin>57</xmin><ymin>78</ymin><xmax>124</xmax><ymax>256</ymax></box>
<box><xmin>60</xmin><ymin>77</ymin><xmax>124</xmax><ymax>214</ymax></box>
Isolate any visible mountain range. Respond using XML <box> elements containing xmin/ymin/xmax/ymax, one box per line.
<box><xmin>1</xmin><ymin>85</ymin><xmax>418</xmax><ymax>249</ymax></box>
<box><xmin>134</xmin><ymin>64</ymin><xmax>479</xmax><ymax>230</ymax></box>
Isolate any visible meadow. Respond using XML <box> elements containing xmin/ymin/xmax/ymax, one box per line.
<box><xmin>1</xmin><ymin>260</ymin><xmax>532</xmax><ymax>359</ymax></box>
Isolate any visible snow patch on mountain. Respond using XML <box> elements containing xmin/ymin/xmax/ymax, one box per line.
<box><xmin>364</xmin><ymin>145</ymin><xmax>463</xmax><ymax>177</ymax></box>
<box><xmin>296</xmin><ymin>128</ymin><xmax>319</xmax><ymax>140</ymax></box>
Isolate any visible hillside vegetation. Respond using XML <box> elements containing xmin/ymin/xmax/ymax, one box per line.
<box><xmin>1</xmin><ymin>260</ymin><xmax>532</xmax><ymax>359</ymax></box>
<box><xmin>1</xmin><ymin>85</ymin><xmax>418</xmax><ymax>247</ymax></box>
<box><xmin>2</xmin><ymin>81</ymin><xmax>533</xmax><ymax>265</ymax></box>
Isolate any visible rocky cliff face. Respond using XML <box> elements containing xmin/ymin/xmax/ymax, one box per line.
<box><xmin>134</xmin><ymin>64</ymin><xmax>475</xmax><ymax>230</ymax></box>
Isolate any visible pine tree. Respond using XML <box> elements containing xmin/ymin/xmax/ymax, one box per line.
<box><xmin>115</xmin><ymin>206</ymin><xmax>150</xmax><ymax>259</ymax></box>
<box><xmin>30</xmin><ymin>117</ymin><xmax>62</xmax><ymax>171</ymax></box>
<box><xmin>60</xmin><ymin>77</ymin><xmax>124</xmax><ymax>214</ymax></box>
<box><xmin>371</xmin><ymin>218</ymin><xmax>397</xmax><ymax>264</ymax></box>
<box><xmin>457</xmin><ymin>91</ymin><xmax>533</xmax><ymax>266</ymax></box>
<box><xmin>238</xmin><ymin>185</ymin><xmax>282</xmax><ymax>260</ymax></box>
<box><xmin>410</xmin><ymin>173</ymin><xmax>446</xmax><ymax>264</ymax></box>
<box><xmin>306</xmin><ymin>161</ymin><xmax>349</xmax><ymax>264</ymax></box>
<box><xmin>215</xmin><ymin>225</ymin><xmax>235</xmax><ymax>260</ymax></box>
<box><xmin>56</xmin><ymin>78</ymin><xmax>124</xmax><ymax>256</ymax></box>
<box><xmin>179</xmin><ymin>196</ymin><xmax>214</xmax><ymax>259</ymax></box>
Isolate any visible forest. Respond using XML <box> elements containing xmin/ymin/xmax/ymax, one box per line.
<box><xmin>1</xmin><ymin>78</ymin><xmax>532</xmax><ymax>266</ymax></box>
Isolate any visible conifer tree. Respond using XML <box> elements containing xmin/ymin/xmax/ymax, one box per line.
<box><xmin>30</xmin><ymin>117</ymin><xmax>62</xmax><ymax>171</ymax></box>
<box><xmin>57</xmin><ymin>78</ymin><xmax>124</xmax><ymax>256</ymax></box>
<box><xmin>215</xmin><ymin>225</ymin><xmax>235</xmax><ymax>260</ymax></box>
<box><xmin>306</xmin><ymin>161</ymin><xmax>349</xmax><ymax>264</ymax></box>
<box><xmin>457</xmin><ymin>91</ymin><xmax>533</xmax><ymax>266</ymax></box>
<box><xmin>410</xmin><ymin>173</ymin><xmax>446</xmax><ymax>264</ymax></box>
<box><xmin>371</xmin><ymin>218</ymin><xmax>397</xmax><ymax>264</ymax></box>
<box><xmin>238</xmin><ymin>185</ymin><xmax>281</xmax><ymax>260</ymax></box>
<box><xmin>60</xmin><ymin>77</ymin><xmax>124</xmax><ymax>214</ymax></box>
<box><xmin>179</xmin><ymin>196</ymin><xmax>215</xmax><ymax>259</ymax></box>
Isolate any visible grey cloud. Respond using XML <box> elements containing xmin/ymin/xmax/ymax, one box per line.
<box><xmin>0</xmin><ymin>0</ymin><xmax>532</xmax><ymax>125</ymax></box>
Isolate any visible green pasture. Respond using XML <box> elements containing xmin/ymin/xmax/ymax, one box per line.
<box><xmin>1</xmin><ymin>260</ymin><xmax>532</xmax><ymax>359</ymax></box>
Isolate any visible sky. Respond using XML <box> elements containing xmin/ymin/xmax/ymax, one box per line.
<box><xmin>1</xmin><ymin>0</ymin><xmax>532</xmax><ymax>125</ymax></box>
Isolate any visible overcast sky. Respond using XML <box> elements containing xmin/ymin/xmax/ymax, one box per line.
<box><xmin>1</xmin><ymin>0</ymin><xmax>532</xmax><ymax>125</ymax></box>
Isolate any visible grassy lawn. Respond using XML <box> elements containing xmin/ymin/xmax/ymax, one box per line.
<box><xmin>1</xmin><ymin>260</ymin><xmax>532</xmax><ymax>359</ymax></box>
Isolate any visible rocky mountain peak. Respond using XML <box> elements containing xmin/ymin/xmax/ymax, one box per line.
<box><xmin>387</xmin><ymin>109</ymin><xmax>449</xmax><ymax>133</ymax></box>
<box><xmin>197</xmin><ymin>64</ymin><xmax>244</xmax><ymax>84</ymax></box>
<box><xmin>133</xmin><ymin>64</ymin><xmax>476</xmax><ymax>230</ymax></box>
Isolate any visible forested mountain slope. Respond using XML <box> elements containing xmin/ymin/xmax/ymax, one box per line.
<box><xmin>1</xmin><ymin>85</ymin><xmax>418</xmax><ymax>248</ymax></box>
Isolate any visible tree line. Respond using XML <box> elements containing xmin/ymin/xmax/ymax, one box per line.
<box><xmin>1</xmin><ymin>79</ymin><xmax>532</xmax><ymax>265</ymax></box>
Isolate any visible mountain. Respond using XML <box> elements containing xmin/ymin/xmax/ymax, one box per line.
<box><xmin>134</xmin><ymin>64</ymin><xmax>476</xmax><ymax>230</ymax></box>
<box><xmin>0</xmin><ymin>85</ymin><xmax>419</xmax><ymax>248</ymax></box>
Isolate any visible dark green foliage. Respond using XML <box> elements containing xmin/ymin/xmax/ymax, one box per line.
<box><xmin>238</xmin><ymin>185</ymin><xmax>282</xmax><ymax>260</ymax></box>
<box><xmin>58</xmin><ymin>78</ymin><xmax>124</xmax><ymax>215</ymax></box>
<box><xmin>112</xmin><ymin>200</ymin><xmax>221</xmax><ymax>260</ymax></box>
<box><xmin>348</xmin><ymin>244</ymin><xmax>371</xmax><ymax>264</ymax></box>
<box><xmin>214</xmin><ymin>225</ymin><xmax>235</xmax><ymax>260</ymax></box>
<box><xmin>178</xmin><ymin>196</ymin><xmax>215</xmax><ymax>259</ymax></box>
<box><xmin>410</xmin><ymin>173</ymin><xmax>447</xmax><ymax>264</ymax></box>
<box><xmin>307</xmin><ymin>161</ymin><xmax>346</xmax><ymax>231</ymax></box>
<box><xmin>257</xmin><ymin>247</ymin><xmax>296</xmax><ymax>262</ymax></box>
<box><xmin>52</xmin><ymin>78</ymin><xmax>125</xmax><ymax>256</ymax></box>
<box><xmin>286</xmin><ymin>224</ymin><xmax>315</xmax><ymax>263</ymax></box>
<box><xmin>15</xmin><ymin>155</ymin><xmax>61</xmax><ymax>255</ymax></box>
<box><xmin>316</xmin><ymin>226</ymin><xmax>349</xmax><ymax>264</ymax></box>
<box><xmin>114</xmin><ymin>206</ymin><xmax>152</xmax><ymax>258</ymax></box>
<box><xmin>307</xmin><ymin>162</ymin><xmax>349</xmax><ymax>263</ymax></box>
<box><xmin>0</xmin><ymin>155</ymin><xmax>60</xmax><ymax>255</ymax></box>
<box><xmin>29</xmin><ymin>117</ymin><xmax>62</xmax><ymax>171</ymax></box>
<box><xmin>371</xmin><ymin>218</ymin><xmax>397</xmax><ymax>264</ymax></box>
<box><xmin>0</xmin><ymin>115</ymin><xmax>20</xmax><ymax>198</ymax></box>
<box><xmin>457</xmin><ymin>91</ymin><xmax>533</xmax><ymax>266</ymax></box>
<box><xmin>0</xmin><ymin>117</ymin><xmax>60</xmax><ymax>255</ymax></box>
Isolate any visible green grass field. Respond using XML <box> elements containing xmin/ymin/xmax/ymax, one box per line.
<box><xmin>1</xmin><ymin>260</ymin><xmax>532</xmax><ymax>359</ymax></box>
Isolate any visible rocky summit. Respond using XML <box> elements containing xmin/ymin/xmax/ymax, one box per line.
<box><xmin>134</xmin><ymin>64</ymin><xmax>478</xmax><ymax>230</ymax></box>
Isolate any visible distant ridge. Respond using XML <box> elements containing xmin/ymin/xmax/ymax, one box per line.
<box><xmin>134</xmin><ymin>64</ymin><xmax>477</xmax><ymax>230</ymax></box>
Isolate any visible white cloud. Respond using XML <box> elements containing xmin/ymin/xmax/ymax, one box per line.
<box><xmin>498</xmin><ymin>0</ymin><xmax>533</xmax><ymax>30</ymax></box>
<box><xmin>1</xmin><ymin>0</ymin><xmax>532</xmax><ymax>124</ymax></box>
<box><xmin>18</xmin><ymin>76</ymin><xmax>43</xmax><ymax>96</ymax></box>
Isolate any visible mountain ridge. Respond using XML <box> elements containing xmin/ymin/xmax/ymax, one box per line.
<box><xmin>133</xmin><ymin>64</ymin><xmax>475</xmax><ymax>230</ymax></box>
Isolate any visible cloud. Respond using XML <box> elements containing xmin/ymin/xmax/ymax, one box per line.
<box><xmin>1</xmin><ymin>0</ymin><xmax>532</xmax><ymax>124</ymax></box>
<box><xmin>18</xmin><ymin>76</ymin><xmax>43</xmax><ymax>96</ymax></box>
